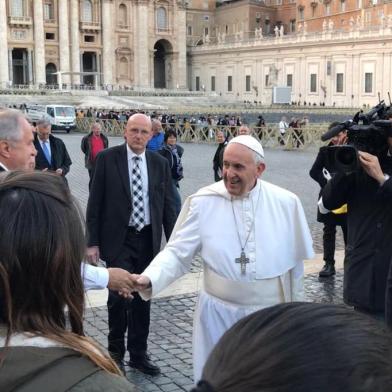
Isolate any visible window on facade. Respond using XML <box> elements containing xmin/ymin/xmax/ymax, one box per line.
<box><xmin>45</xmin><ymin>32</ymin><xmax>55</xmax><ymax>40</ymax></box>
<box><xmin>157</xmin><ymin>7</ymin><xmax>168</xmax><ymax>30</ymax></box>
<box><xmin>119</xmin><ymin>57</ymin><xmax>128</xmax><ymax>77</ymax></box>
<box><xmin>340</xmin><ymin>0</ymin><xmax>346</xmax><ymax>12</ymax></box>
<box><xmin>336</xmin><ymin>73</ymin><xmax>344</xmax><ymax>93</ymax></box>
<box><xmin>82</xmin><ymin>0</ymin><xmax>93</xmax><ymax>22</ymax></box>
<box><xmin>11</xmin><ymin>0</ymin><xmax>24</xmax><ymax>17</ymax></box>
<box><xmin>196</xmin><ymin>76</ymin><xmax>200</xmax><ymax>91</ymax></box>
<box><xmin>265</xmin><ymin>74</ymin><xmax>269</xmax><ymax>86</ymax></box>
<box><xmin>287</xmin><ymin>74</ymin><xmax>293</xmax><ymax>87</ymax></box>
<box><xmin>225</xmin><ymin>25</ymin><xmax>229</xmax><ymax>34</ymax></box>
<box><xmin>187</xmin><ymin>25</ymin><xmax>192</xmax><ymax>35</ymax></box>
<box><xmin>290</xmin><ymin>19</ymin><xmax>296</xmax><ymax>32</ymax></box>
<box><xmin>245</xmin><ymin>75</ymin><xmax>251</xmax><ymax>92</ymax></box>
<box><xmin>227</xmin><ymin>76</ymin><xmax>232</xmax><ymax>92</ymax></box>
<box><xmin>299</xmin><ymin>8</ymin><xmax>304</xmax><ymax>20</ymax></box>
<box><xmin>365</xmin><ymin>72</ymin><xmax>373</xmax><ymax>93</ymax></box>
<box><xmin>211</xmin><ymin>76</ymin><xmax>215</xmax><ymax>91</ymax></box>
<box><xmin>310</xmin><ymin>73</ymin><xmax>317</xmax><ymax>92</ymax></box>
<box><xmin>325</xmin><ymin>4</ymin><xmax>330</xmax><ymax>15</ymax></box>
<box><xmin>84</xmin><ymin>35</ymin><xmax>95</xmax><ymax>42</ymax></box>
<box><xmin>311</xmin><ymin>6</ymin><xmax>316</xmax><ymax>18</ymax></box>
<box><xmin>204</xmin><ymin>27</ymin><xmax>209</xmax><ymax>36</ymax></box>
<box><xmin>118</xmin><ymin>4</ymin><xmax>127</xmax><ymax>27</ymax></box>
<box><xmin>44</xmin><ymin>1</ymin><xmax>54</xmax><ymax>20</ymax></box>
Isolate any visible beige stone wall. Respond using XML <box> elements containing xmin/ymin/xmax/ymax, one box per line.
<box><xmin>298</xmin><ymin>0</ymin><xmax>392</xmax><ymax>33</ymax></box>
<box><xmin>0</xmin><ymin>0</ymin><xmax>391</xmax><ymax>108</ymax></box>
<box><xmin>189</xmin><ymin>27</ymin><xmax>392</xmax><ymax>107</ymax></box>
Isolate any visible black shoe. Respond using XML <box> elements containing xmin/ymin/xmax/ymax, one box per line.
<box><xmin>128</xmin><ymin>355</ymin><xmax>160</xmax><ymax>376</ymax></box>
<box><xmin>319</xmin><ymin>263</ymin><xmax>336</xmax><ymax>278</ymax></box>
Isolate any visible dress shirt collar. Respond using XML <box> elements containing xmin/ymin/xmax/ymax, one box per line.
<box><xmin>0</xmin><ymin>161</ymin><xmax>8</xmax><ymax>171</ymax></box>
<box><xmin>126</xmin><ymin>143</ymin><xmax>146</xmax><ymax>162</ymax></box>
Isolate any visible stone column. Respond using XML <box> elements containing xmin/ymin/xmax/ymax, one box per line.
<box><xmin>0</xmin><ymin>0</ymin><xmax>9</xmax><ymax>87</ymax></box>
<box><xmin>135</xmin><ymin>0</ymin><xmax>149</xmax><ymax>87</ymax></box>
<box><xmin>175</xmin><ymin>4</ymin><xmax>187</xmax><ymax>89</ymax></box>
<box><xmin>352</xmin><ymin>54</ymin><xmax>360</xmax><ymax>108</ymax></box>
<box><xmin>80</xmin><ymin>52</ymin><xmax>84</xmax><ymax>84</ymax></box>
<box><xmin>27</xmin><ymin>49</ymin><xmax>34</xmax><ymax>84</ymax></box>
<box><xmin>58</xmin><ymin>0</ymin><xmax>70</xmax><ymax>85</ymax></box>
<box><xmin>96</xmin><ymin>53</ymin><xmax>101</xmax><ymax>87</ymax></box>
<box><xmin>33</xmin><ymin>0</ymin><xmax>46</xmax><ymax>85</ymax></box>
<box><xmin>70</xmin><ymin>0</ymin><xmax>80</xmax><ymax>84</ymax></box>
<box><xmin>102</xmin><ymin>0</ymin><xmax>114</xmax><ymax>86</ymax></box>
<box><xmin>8</xmin><ymin>49</ymin><xmax>13</xmax><ymax>85</ymax></box>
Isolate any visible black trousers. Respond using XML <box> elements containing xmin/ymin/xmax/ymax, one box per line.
<box><xmin>323</xmin><ymin>221</ymin><xmax>347</xmax><ymax>264</ymax></box>
<box><xmin>87</xmin><ymin>167</ymin><xmax>95</xmax><ymax>190</ymax></box>
<box><xmin>107</xmin><ymin>225</ymin><xmax>153</xmax><ymax>360</ymax></box>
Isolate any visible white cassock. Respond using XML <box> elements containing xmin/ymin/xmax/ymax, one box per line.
<box><xmin>140</xmin><ymin>179</ymin><xmax>314</xmax><ymax>381</ymax></box>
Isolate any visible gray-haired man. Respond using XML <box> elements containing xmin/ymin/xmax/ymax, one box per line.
<box><xmin>33</xmin><ymin>118</ymin><xmax>72</xmax><ymax>178</ymax></box>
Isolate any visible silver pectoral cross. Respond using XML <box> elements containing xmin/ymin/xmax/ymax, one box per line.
<box><xmin>235</xmin><ymin>251</ymin><xmax>249</xmax><ymax>275</ymax></box>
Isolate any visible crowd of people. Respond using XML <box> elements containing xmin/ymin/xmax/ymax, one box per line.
<box><xmin>0</xmin><ymin>106</ymin><xmax>392</xmax><ymax>391</ymax></box>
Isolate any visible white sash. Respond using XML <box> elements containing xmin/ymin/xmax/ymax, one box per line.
<box><xmin>203</xmin><ymin>264</ymin><xmax>289</xmax><ymax>307</ymax></box>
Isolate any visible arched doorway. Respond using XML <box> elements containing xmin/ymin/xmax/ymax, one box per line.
<box><xmin>46</xmin><ymin>63</ymin><xmax>57</xmax><ymax>85</ymax></box>
<box><xmin>154</xmin><ymin>39</ymin><xmax>173</xmax><ymax>89</ymax></box>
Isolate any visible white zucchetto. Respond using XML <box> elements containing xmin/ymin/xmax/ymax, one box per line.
<box><xmin>228</xmin><ymin>135</ymin><xmax>264</xmax><ymax>159</ymax></box>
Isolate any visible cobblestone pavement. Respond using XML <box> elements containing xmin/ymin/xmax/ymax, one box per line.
<box><xmin>84</xmin><ymin>272</ymin><xmax>344</xmax><ymax>391</ymax></box>
<box><xmin>60</xmin><ymin>132</ymin><xmax>346</xmax><ymax>391</ymax></box>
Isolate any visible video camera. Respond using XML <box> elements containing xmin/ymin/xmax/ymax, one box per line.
<box><xmin>321</xmin><ymin>95</ymin><xmax>392</xmax><ymax>174</ymax></box>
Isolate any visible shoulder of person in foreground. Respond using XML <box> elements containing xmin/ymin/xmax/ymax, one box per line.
<box><xmin>70</xmin><ymin>370</ymin><xmax>135</xmax><ymax>392</ymax></box>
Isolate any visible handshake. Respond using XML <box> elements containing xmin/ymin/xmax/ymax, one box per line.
<box><xmin>108</xmin><ymin>268</ymin><xmax>151</xmax><ymax>298</ymax></box>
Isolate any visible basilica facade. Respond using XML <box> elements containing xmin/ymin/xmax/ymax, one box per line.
<box><xmin>0</xmin><ymin>0</ymin><xmax>187</xmax><ymax>89</ymax></box>
<box><xmin>1</xmin><ymin>0</ymin><xmax>392</xmax><ymax>106</ymax></box>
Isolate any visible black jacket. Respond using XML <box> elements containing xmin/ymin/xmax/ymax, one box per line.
<box><xmin>86</xmin><ymin>144</ymin><xmax>177</xmax><ymax>262</ymax></box>
<box><xmin>309</xmin><ymin>146</ymin><xmax>347</xmax><ymax>226</ymax></box>
<box><xmin>81</xmin><ymin>132</ymin><xmax>109</xmax><ymax>169</ymax></box>
<box><xmin>159</xmin><ymin>144</ymin><xmax>184</xmax><ymax>182</ymax></box>
<box><xmin>322</xmin><ymin>156</ymin><xmax>392</xmax><ymax>313</ymax></box>
<box><xmin>34</xmin><ymin>133</ymin><xmax>72</xmax><ymax>176</ymax></box>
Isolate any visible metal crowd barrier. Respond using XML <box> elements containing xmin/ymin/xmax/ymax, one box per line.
<box><xmin>76</xmin><ymin>118</ymin><xmax>326</xmax><ymax>150</ymax></box>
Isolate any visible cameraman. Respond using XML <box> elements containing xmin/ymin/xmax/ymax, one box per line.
<box><xmin>321</xmin><ymin>134</ymin><xmax>392</xmax><ymax>321</ymax></box>
<box><xmin>309</xmin><ymin>123</ymin><xmax>347</xmax><ymax>278</ymax></box>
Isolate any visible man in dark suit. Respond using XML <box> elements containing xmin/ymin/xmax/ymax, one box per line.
<box><xmin>0</xmin><ymin>108</ymin><xmax>141</xmax><ymax>304</ymax></box>
<box><xmin>86</xmin><ymin>113</ymin><xmax>177</xmax><ymax>376</ymax></box>
<box><xmin>34</xmin><ymin>119</ymin><xmax>72</xmax><ymax>178</ymax></box>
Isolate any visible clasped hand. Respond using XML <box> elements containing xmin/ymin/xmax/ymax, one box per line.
<box><xmin>111</xmin><ymin>272</ymin><xmax>151</xmax><ymax>299</ymax></box>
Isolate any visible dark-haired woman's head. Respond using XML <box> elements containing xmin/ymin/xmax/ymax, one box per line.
<box><xmin>0</xmin><ymin>171</ymin><xmax>85</xmax><ymax>335</ymax></box>
<box><xmin>164</xmin><ymin>129</ymin><xmax>177</xmax><ymax>145</ymax></box>
<box><xmin>194</xmin><ymin>303</ymin><xmax>392</xmax><ymax>392</ymax></box>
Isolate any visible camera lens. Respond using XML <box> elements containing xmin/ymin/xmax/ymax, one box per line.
<box><xmin>336</xmin><ymin>147</ymin><xmax>356</xmax><ymax>165</ymax></box>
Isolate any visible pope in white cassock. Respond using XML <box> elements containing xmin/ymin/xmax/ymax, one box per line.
<box><xmin>135</xmin><ymin>135</ymin><xmax>314</xmax><ymax>381</ymax></box>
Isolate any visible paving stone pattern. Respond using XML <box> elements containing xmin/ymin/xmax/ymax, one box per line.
<box><xmin>84</xmin><ymin>272</ymin><xmax>344</xmax><ymax>391</ymax></box>
<box><xmin>59</xmin><ymin>132</ymin><xmax>346</xmax><ymax>391</ymax></box>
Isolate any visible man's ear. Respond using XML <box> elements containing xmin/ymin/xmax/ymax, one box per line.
<box><xmin>256</xmin><ymin>163</ymin><xmax>266</xmax><ymax>178</ymax></box>
<box><xmin>0</xmin><ymin>140</ymin><xmax>11</xmax><ymax>159</ymax></box>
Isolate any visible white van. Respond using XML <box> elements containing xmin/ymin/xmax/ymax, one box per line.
<box><xmin>26</xmin><ymin>105</ymin><xmax>76</xmax><ymax>133</ymax></box>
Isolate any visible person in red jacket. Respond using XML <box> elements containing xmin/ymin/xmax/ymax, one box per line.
<box><xmin>81</xmin><ymin>121</ymin><xmax>109</xmax><ymax>189</ymax></box>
